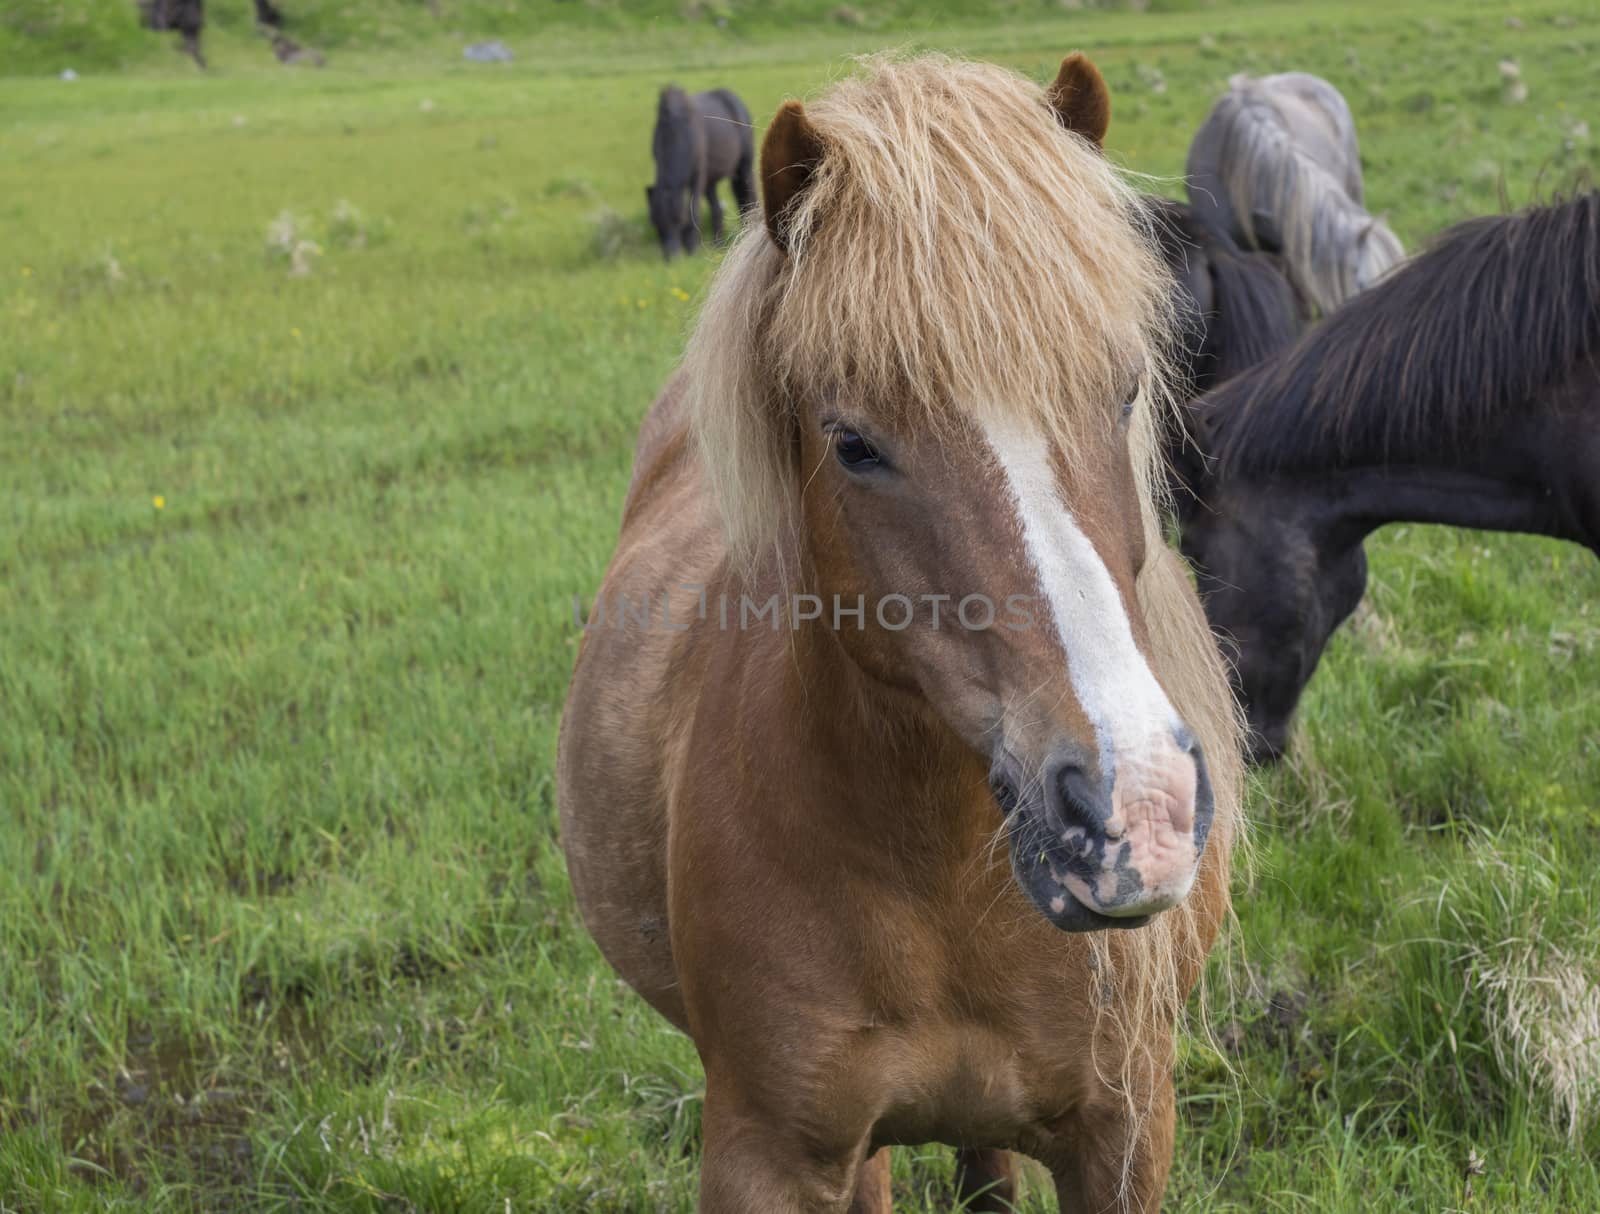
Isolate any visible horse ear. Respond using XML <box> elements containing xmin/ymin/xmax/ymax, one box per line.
<box><xmin>1046</xmin><ymin>52</ymin><xmax>1111</xmax><ymax>149</ymax></box>
<box><xmin>761</xmin><ymin>100</ymin><xmax>825</xmax><ymax>254</ymax></box>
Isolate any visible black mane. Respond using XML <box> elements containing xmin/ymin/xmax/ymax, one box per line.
<box><xmin>1153</xmin><ymin>197</ymin><xmax>1300</xmax><ymax>387</ymax></box>
<box><xmin>1209</xmin><ymin>190</ymin><xmax>1600</xmax><ymax>476</ymax></box>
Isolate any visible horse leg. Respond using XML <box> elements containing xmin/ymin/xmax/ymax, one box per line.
<box><xmin>699</xmin><ymin>1082</ymin><xmax>872</xmax><ymax>1213</ymax></box>
<box><xmin>681</xmin><ymin>183</ymin><xmax>703</xmax><ymax>255</ymax></box>
<box><xmin>732</xmin><ymin>154</ymin><xmax>758</xmax><ymax>217</ymax></box>
<box><xmin>955</xmin><ymin>1147</ymin><xmax>1017</xmax><ymax>1211</ymax></box>
<box><xmin>706</xmin><ymin>182</ymin><xmax>726</xmax><ymax>244</ymax></box>
<box><xmin>1046</xmin><ymin>1075</ymin><xmax>1175</xmax><ymax>1214</ymax></box>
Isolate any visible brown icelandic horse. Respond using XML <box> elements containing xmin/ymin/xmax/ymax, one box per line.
<box><xmin>559</xmin><ymin>53</ymin><xmax>1242</xmax><ymax>1212</ymax></box>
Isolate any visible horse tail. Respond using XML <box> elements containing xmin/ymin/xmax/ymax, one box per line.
<box><xmin>1209</xmin><ymin>80</ymin><xmax>1390</xmax><ymax>314</ymax></box>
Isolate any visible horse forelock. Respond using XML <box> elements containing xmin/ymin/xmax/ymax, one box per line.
<box><xmin>686</xmin><ymin>53</ymin><xmax>1181</xmax><ymax>569</ymax></box>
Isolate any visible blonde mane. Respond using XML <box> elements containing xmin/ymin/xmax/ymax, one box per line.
<box><xmin>685</xmin><ymin>52</ymin><xmax>1182</xmax><ymax>568</ymax></box>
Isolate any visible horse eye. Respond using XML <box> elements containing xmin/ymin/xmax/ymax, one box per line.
<box><xmin>834</xmin><ymin>429</ymin><xmax>881</xmax><ymax>470</ymax></box>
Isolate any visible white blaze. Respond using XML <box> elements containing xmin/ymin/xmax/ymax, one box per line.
<box><xmin>979</xmin><ymin>414</ymin><xmax>1179</xmax><ymax>774</ymax></box>
<box><xmin>982</xmin><ymin>413</ymin><xmax>1201</xmax><ymax>913</ymax></box>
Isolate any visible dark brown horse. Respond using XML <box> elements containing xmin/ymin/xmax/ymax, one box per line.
<box><xmin>1147</xmin><ymin>196</ymin><xmax>1301</xmax><ymax>403</ymax></box>
<box><xmin>140</xmin><ymin>0</ymin><xmax>296</xmax><ymax>68</ymax></box>
<box><xmin>561</xmin><ymin>53</ymin><xmax>1242</xmax><ymax>1211</ymax></box>
<box><xmin>1144</xmin><ymin>196</ymin><xmax>1301</xmax><ymax>511</ymax></box>
<box><xmin>1180</xmin><ymin>190</ymin><xmax>1600</xmax><ymax>761</ymax></box>
<box><xmin>647</xmin><ymin>87</ymin><xmax>757</xmax><ymax>259</ymax></box>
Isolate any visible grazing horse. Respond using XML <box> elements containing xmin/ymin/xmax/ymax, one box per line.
<box><xmin>560</xmin><ymin>53</ymin><xmax>1242</xmax><ymax>1212</ymax></box>
<box><xmin>140</xmin><ymin>0</ymin><xmax>291</xmax><ymax>68</ymax></box>
<box><xmin>140</xmin><ymin>0</ymin><xmax>207</xmax><ymax>66</ymax></box>
<box><xmin>647</xmin><ymin>86</ymin><xmax>757</xmax><ymax>259</ymax></box>
<box><xmin>1186</xmin><ymin>72</ymin><xmax>1405</xmax><ymax>316</ymax></box>
<box><xmin>1144</xmin><ymin>196</ymin><xmax>1301</xmax><ymax>511</ymax></box>
<box><xmin>1179</xmin><ymin>191</ymin><xmax>1600</xmax><ymax>762</ymax></box>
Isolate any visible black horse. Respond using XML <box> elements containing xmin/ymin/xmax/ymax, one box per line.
<box><xmin>1147</xmin><ymin>196</ymin><xmax>1302</xmax><ymax>404</ymax></box>
<box><xmin>647</xmin><ymin>87</ymin><xmax>756</xmax><ymax>259</ymax></box>
<box><xmin>141</xmin><ymin>0</ymin><xmax>311</xmax><ymax>69</ymax></box>
<box><xmin>1180</xmin><ymin>191</ymin><xmax>1600</xmax><ymax>761</ymax></box>
<box><xmin>1144</xmin><ymin>197</ymin><xmax>1301</xmax><ymax>515</ymax></box>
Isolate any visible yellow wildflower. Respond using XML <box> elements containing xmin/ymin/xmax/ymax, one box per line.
<box><xmin>153</xmin><ymin>495</ymin><xmax>166</xmax><ymax>510</ymax></box>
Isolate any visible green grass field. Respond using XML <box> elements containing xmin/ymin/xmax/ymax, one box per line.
<box><xmin>3</xmin><ymin>1</ymin><xmax>1599</xmax><ymax>1209</ymax></box>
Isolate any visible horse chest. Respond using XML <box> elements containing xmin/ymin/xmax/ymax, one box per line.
<box><xmin>856</xmin><ymin>1018</ymin><xmax>1081</xmax><ymax>1149</ymax></box>
<box><xmin>687</xmin><ymin>861</ymin><xmax>1099</xmax><ymax>1142</ymax></box>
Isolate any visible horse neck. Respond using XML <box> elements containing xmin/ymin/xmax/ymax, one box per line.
<box><xmin>1249</xmin><ymin>462</ymin><xmax>1588</xmax><ymax>554</ymax></box>
<box><xmin>1212</xmin><ymin>356</ymin><xmax>1600</xmax><ymax>552</ymax></box>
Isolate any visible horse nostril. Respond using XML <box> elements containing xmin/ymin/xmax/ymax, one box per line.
<box><xmin>1050</xmin><ymin>761</ymin><xmax>1116</xmax><ymax>839</ymax></box>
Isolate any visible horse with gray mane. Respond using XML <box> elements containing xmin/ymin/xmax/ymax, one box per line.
<box><xmin>1186</xmin><ymin>71</ymin><xmax>1405</xmax><ymax>316</ymax></box>
<box><xmin>1179</xmin><ymin>190</ymin><xmax>1600</xmax><ymax>762</ymax></box>
<box><xmin>647</xmin><ymin>86</ymin><xmax>756</xmax><ymax>259</ymax></box>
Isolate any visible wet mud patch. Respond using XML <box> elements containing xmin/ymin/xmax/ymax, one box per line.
<box><xmin>52</xmin><ymin>1011</ymin><xmax>318</xmax><ymax>1195</ymax></box>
